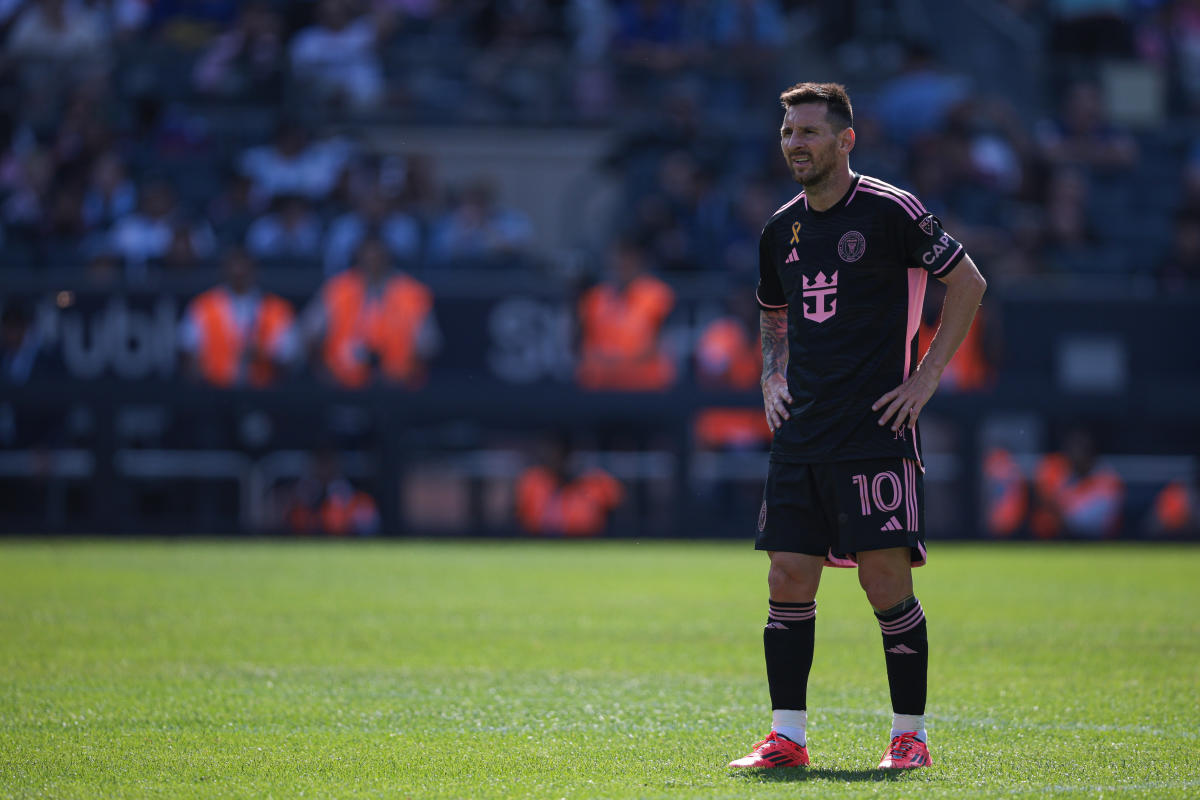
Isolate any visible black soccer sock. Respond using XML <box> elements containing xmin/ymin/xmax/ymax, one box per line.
<box><xmin>764</xmin><ymin>599</ymin><xmax>816</xmax><ymax>711</ymax></box>
<box><xmin>875</xmin><ymin>595</ymin><xmax>928</xmax><ymax>715</ymax></box>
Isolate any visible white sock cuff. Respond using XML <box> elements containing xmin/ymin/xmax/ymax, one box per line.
<box><xmin>772</xmin><ymin>709</ymin><xmax>807</xmax><ymax>730</ymax></box>
<box><xmin>891</xmin><ymin>713</ymin><xmax>926</xmax><ymax>740</ymax></box>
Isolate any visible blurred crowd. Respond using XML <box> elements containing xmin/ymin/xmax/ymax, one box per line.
<box><xmin>1</xmin><ymin>1</ymin><xmax>1199</xmax><ymax>536</ymax></box>
<box><xmin>0</xmin><ymin>0</ymin><xmax>1197</xmax><ymax>289</ymax></box>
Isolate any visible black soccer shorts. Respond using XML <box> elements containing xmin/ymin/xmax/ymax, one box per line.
<box><xmin>755</xmin><ymin>457</ymin><xmax>927</xmax><ymax>567</ymax></box>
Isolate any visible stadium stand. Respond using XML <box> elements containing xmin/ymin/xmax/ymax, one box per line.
<box><xmin>1</xmin><ymin>0</ymin><xmax>1198</xmax><ymax>539</ymax></box>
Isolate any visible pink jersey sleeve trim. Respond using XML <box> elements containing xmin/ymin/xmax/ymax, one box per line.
<box><xmin>772</xmin><ymin>191</ymin><xmax>806</xmax><ymax>216</ymax></box>
<box><xmin>860</xmin><ymin>176</ymin><xmax>928</xmax><ymax>217</ymax></box>
<box><xmin>856</xmin><ymin>185</ymin><xmax>919</xmax><ymax>220</ymax></box>
<box><xmin>756</xmin><ymin>290</ymin><xmax>788</xmax><ymax>309</ymax></box>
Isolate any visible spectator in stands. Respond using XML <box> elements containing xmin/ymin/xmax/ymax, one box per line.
<box><xmin>693</xmin><ymin>292</ymin><xmax>770</xmax><ymax>451</ymax></box>
<box><xmin>872</xmin><ymin>41</ymin><xmax>971</xmax><ymax>147</ymax></box>
<box><xmin>1042</xmin><ymin>167</ymin><xmax>1098</xmax><ymax>271</ymax></box>
<box><xmin>576</xmin><ymin>236</ymin><xmax>676</xmax><ymax>391</ymax></box>
<box><xmin>428</xmin><ymin>178</ymin><xmax>533</xmax><ymax>264</ymax></box>
<box><xmin>1030</xmin><ymin>428</ymin><xmax>1125</xmax><ymax>539</ymax></box>
<box><xmin>5</xmin><ymin>0</ymin><xmax>110</xmax><ymax>67</ymax></box>
<box><xmin>1035</xmin><ymin>81</ymin><xmax>1139</xmax><ymax>173</ymax></box>
<box><xmin>1145</xmin><ymin>474</ymin><xmax>1200</xmax><ymax>537</ymax></box>
<box><xmin>515</xmin><ymin>435</ymin><xmax>624</xmax><ymax>536</ymax></box>
<box><xmin>207</xmin><ymin>171</ymin><xmax>262</xmax><ymax>245</ymax></box>
<box><xmin>245</xmin><ymin>194</ymin><xmax>324</xmax><ymax>264</ymax></box>
<box><xmin>704</xmin><ymin>0</ymin><xmax>787</xmax><ymax>110</ymax></box>
<box><xmin>565</xmin><ymin>0</ymin><xmax>616</xmax><ymax>119</ymax></box>
<box><xmin>81</xmin><ymin>151</ymin><xmax>137</xmax><ymax>232</ymax></box>
<box><xmin>721</xmin><ymin>177</ymin><xmax>779</xmax><ymax>281</ymax></box>
<box><xmin>283</xmin><ymin>448</ymin><xmax>380</xmax><ymax>536</ymax></box>
<box><xmin>460</xmin><ymin>0</ymin><xmax>566</xmax><ymax>117</ymax></box>
<box><xmin>1156</xmin><ymin>212</ymin><xmax>1200</xmax><ymax>290</ymax></box>
<box><xmin>304</xmin><ymin>236</ymin><xmax>436</xmax><ymax>389</ymax></box>
<box><xmin>109</xmin><ymin>179</ymin><xmax>215</xmax><ymax>278</ymax></box>
<box><xmin>611</xmin><ymin>0</ymin><xmax>698</xmax><ymax>98</ymax></box>
<box><xmin>179</xmin><ymin>247</ymin><xmax>297</xmax><ymax>388</ymax></box>
<box><xmin>192</xmin><ymin>0</ymin><xmax>282</xmax><ymax>100</ymax></box>
<box><xmin>238</xmin><ymin>123</ymin><xmax>352</xmax><ymax>204</ymax></box>
<box><xmin>0</xmin><ymin>302</ymin><xmax>43</xmax><ymax>385</ymax></box>
<box><xmin>1</xmin><ymin>146</ymin><xmax>53</xmax><ymax>238</ymax></box>
<box><xmin>289</xmin><ymin>0</ymin><xmax>393</xmax><ymax>110</ymax></box>
<box><xmin>161</xmin><ymin>222</ymin><xmax>206</xmax><ymax>272</ymax></box>
<box><xmin>323</xmin><ymin>184</ymin><xmax>421</xmax><ymax>275</ymax></box>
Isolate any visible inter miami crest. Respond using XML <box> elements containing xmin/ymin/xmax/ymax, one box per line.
<box><xmin>837</xmin><ymin>230</ymin><xmax>866</xmax><ymax>262</ymax></box>
<box><xmin>919</xmin><ymin>215</ymin><xmax>936</xmax><ymax>236</ymax></box>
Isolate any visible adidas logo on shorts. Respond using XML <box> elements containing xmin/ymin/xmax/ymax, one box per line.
<box><xmin>880</xmin><ymin>516</ymin><xmax>904</xmax><ymax>532</ymax></box>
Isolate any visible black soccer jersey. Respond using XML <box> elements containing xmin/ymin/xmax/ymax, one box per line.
<box><xmin>756</xmin><ymin>173</ymin><xmax>966</xmax><ymax>465</ymax></box>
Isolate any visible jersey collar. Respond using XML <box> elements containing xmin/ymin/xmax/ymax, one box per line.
<box><xmin>805</xmin><ymin>173</ymin><xmax>861</xmax><ymax>218</ymax></box>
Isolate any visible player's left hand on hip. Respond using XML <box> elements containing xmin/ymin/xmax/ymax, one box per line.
<box><xmin>872</xmin><ymin>367</ymin><xmax>940</xmax><ymax>432</ymax></box>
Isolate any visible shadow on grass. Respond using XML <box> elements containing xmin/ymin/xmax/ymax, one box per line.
<box><xmin>729</xmin><ymin>767</ymin><xmax>905</xmax><ymax>784</ymax></box>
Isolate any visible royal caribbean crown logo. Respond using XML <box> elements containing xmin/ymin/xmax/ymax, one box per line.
<box><xmin>801</xmin><ymin>270</ymin><xmax>838</xmax><ymax>323</ymax></box>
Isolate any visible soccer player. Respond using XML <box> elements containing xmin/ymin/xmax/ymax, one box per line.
<box><xmin>727</xmin><ymin>83</ymin><xmax>987</xmax><ymax>770</ymax></box>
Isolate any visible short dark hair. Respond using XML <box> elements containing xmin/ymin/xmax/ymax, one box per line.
<box><xmin>779</xmin><ymin>82</ymin><xmax>854</xmax><ymax>131</ymax></box>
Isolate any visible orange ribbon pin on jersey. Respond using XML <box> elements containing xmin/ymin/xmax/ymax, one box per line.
<box><xmin>790</xmin><ymin>221</ymin><xmax>802</xmax><ymax>244</ymax></box>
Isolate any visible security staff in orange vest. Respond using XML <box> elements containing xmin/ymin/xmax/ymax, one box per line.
<box><xmin>284</xmin><ymin>449</ymin><xmax>380</xmax><ymax>536</ymax></box>
<box><xmin>982</xmin><ymin>447</ymin><xmax>1029</xmax><ymax>538</ymax></box>
<box><xmin>180</xmin><ymin>247</ymin><xmax>297</xmax><ymax>387</ymax></box>
<box><xmin>1030</xmin><ymin>428</ymin><xmax>1124</xmax><ymax>539</ymax></box>
<box><xmin>577</xmin><ymin>238</ymin><xmax>676</xmax><ymax>391</ymax></box>
<box><xmin>515</xmin><ymin>437</ymin><xmax>624</xmax><ymax>536</ymax></box>
<box><xmin>305</xmin><ymin>237</ymin><xmax>435</xmax><ymax>389</ymax></box>
<box><xmin>694</xmin><ymin>294</ymin><xmax>771</xmax><ymax>450</ymax></box>
<box><xmin>1146</xmin><ymin>477</ymin><xmax>1199</xmax><ymax>537</ymax></box>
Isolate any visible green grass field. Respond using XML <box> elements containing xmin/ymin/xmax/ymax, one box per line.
<box><xmin>0</xmin><ymin>540</ymin><xmax>1197</xmax><ymax>799</ymax></box>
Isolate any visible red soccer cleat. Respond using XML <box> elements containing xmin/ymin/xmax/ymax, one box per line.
<box><xmin>728</xmin><ymin>731</ymin><xmax>810</xmax><ymax>768</ymax></box>
<box><xmin>877</xmin><ymin>731</ymin><xmax>932</xmax><ymax>769</ymax></box>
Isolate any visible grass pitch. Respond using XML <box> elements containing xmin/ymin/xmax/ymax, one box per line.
<box><xmin>0</xmin><ymin>540</ymin><xmax>1197</xmax><ymax>799</ymax></box>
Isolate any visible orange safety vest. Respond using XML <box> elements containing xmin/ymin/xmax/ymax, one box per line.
<box><xmin>693</xmin><ymin>316</ymin><xmax>770</xmax><ymax>449</ymax></box>
<box><xmin>577</xmin><ymin>275</ymin><xmax>675</xmax><ymax>391</ymax></box>
<box><xmin>1152</xmin><ymin>481</ymin><xmax>1195</xmax><ymax>533</ymax></box>
<box><xmin>918</xmin><ymin>308</ymin><xmax>992</xmax><ymax>392</ymax></box>
<box><xmin>187</xmin><ymin>287</ymin><xmax>294</xmax><ymax>388</ymax></box>
<box><xmin>1030</xmin><ymin>452</ymin><xmax>1124</xmax><ymax>539</ymax></box>
<box><xmin>287</xmin><ymin>481</ymin><xmax>379</xmax><ymax>536</ymax></box>
<box><xmin>515</xmin><ymin>466</ymin><xmax>624</xmax><ymax>536</ymax></box>
<box><xmin>983</xmin><ymin>448</ymin><xmax>1028</xmax><ymax>537</ymax></box>
<box><xmin>320</xmin><ymin>270</ymin><xmax>433</xmax><ymax>389</ymax></box>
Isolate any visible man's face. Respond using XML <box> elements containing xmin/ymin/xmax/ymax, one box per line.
<box><xmin>225</xmin><ymin>253</ymin><xmax>255</xmax><ymax>292</ymax></box>
<box><xmin>780</xmin><ymin>103</ymin><xmax>849</xmax><ymax>187</ymax></box>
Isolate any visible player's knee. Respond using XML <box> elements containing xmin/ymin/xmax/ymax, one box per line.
<box><xmin>767</xmin><ymin>563</ymin><xmax>792</xmax><ymax>596</ymax></box>
<box><xmin>864</xmin><ymin>575</ymin><xmax>907</xmax><ymax>606</ymax></box>
<box><xmin>858</xmin><ymin>569</ymin><xmax>910</xmax><ymax>610</ymax></box>
<box><xmin>768</xmin><ymin>560</ymin><xmax>817</xmax><ymax>600</ymax></box>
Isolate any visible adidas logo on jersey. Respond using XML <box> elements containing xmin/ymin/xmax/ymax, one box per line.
<box><xmin>785</xmin><ymin>248</ymin><xmax>799</xmax><ymax>263</ymax></box>
<box><xmin>880</xmin><ymin>516</ymin><xmax>904</xmax><ymax>532</ymax></box>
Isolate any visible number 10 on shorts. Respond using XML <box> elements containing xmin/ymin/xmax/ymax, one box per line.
<box><xmin>851</xmin><ymin>470</ymin><xmax>903</xmax><ymax>516</ymax></box>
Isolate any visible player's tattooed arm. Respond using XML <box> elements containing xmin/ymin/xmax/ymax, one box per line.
<box><xmin>760</xmin><ymin>309</ymin><xmax>792</xmax><ymax>434</ymax></box>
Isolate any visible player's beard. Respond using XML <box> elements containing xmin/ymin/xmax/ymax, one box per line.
<box><xmin>792</xmin><ymin>152</ymin><xmax>834</xmax><ymax>189</ymax></box>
